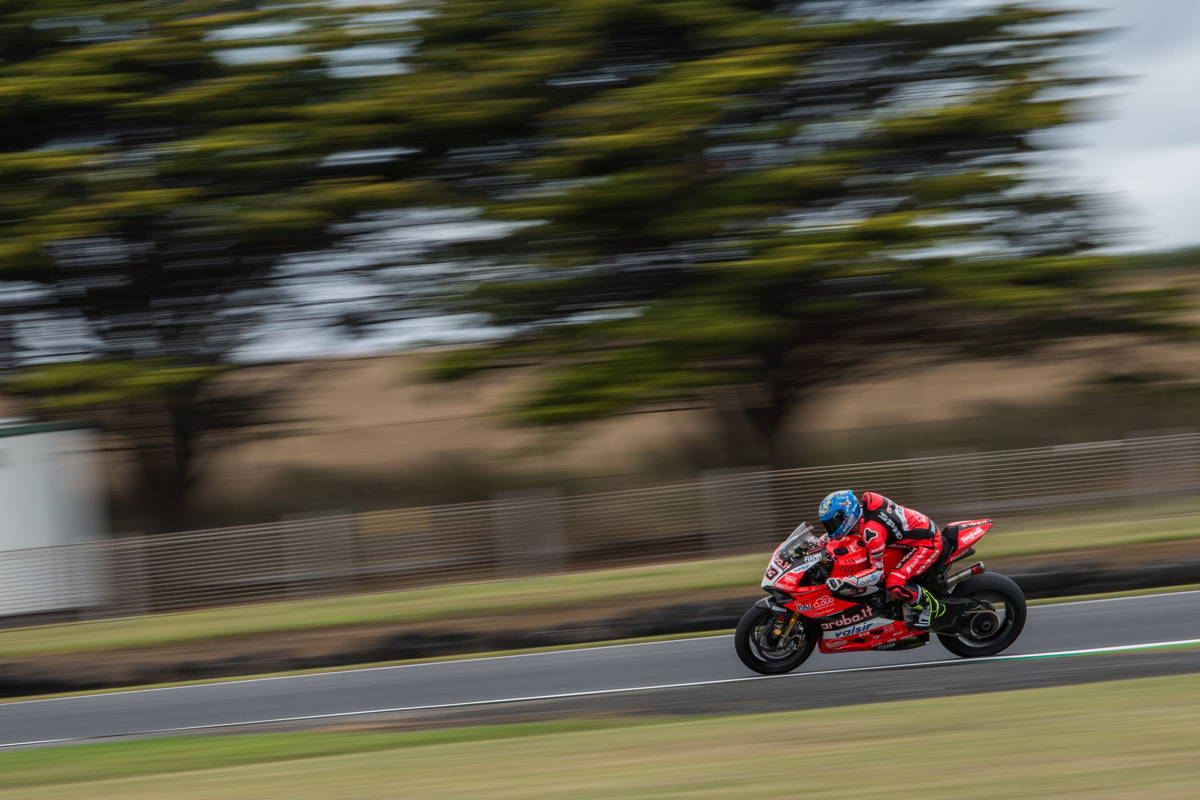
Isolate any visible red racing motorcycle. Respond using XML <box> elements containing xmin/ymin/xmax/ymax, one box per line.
<box><xmin>735</xmin><ymin>519</ymin><xmax>1026</xmax><ymax>674</ymax></box>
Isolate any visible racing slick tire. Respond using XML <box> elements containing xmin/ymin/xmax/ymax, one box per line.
<box><xmin>735</xmin><ymin>605</ymin><xmax>817</xmax><ymax>674</ymax></box>
<box><xmin>937</xmin><ymin>572</ymin><xmax>1027</xmax><ymax>658</ymax></box>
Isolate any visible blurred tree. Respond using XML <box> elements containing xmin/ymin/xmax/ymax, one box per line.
<box><xmin>365</xmin><ymin>0</ymin><xmax>1185</xmax><ymax>461</ymax></box>
<box><xmin>0</xmin><ymin>0</ymin><xmax>426</xmax><ymax>531</ymax></box>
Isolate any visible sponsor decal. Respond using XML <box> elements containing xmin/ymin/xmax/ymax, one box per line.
<box><xmin>819</xmin><ymin>605</ymin><xmax>875</xmax><ymax>631</ymax></box>
<box><xmin>764</xmin><ymin>566</ymin><xmax>780</xmax><ymax>581</ymax></box>
<box><xmin>811</xmin><ymin>594</ymin><xmax>837</xmax><ymax>612</ymax></box>
<box><xmin>769</xmin><ymin>553</ymin><xmax>819</xmax><ymax>575</ymax></box>
<box><xmin>873</xmin><ymin>633</ymin><xmax>924</xmax><ymax>651</ymax></box>
<box><xmin>872</xmin><ymin>515</ymin><xmax>901</xmax><ymax>542</ymax></box>
<box><xmin>830</xmin><ymin>618</ymin><xmax>890</xmax><ymax>638</ymax></box>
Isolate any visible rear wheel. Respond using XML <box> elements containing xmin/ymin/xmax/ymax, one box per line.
<box><xmin>734</xmin><ymin>605</ymin><xmax>816</xmax><ymax>674</ymax></box>
<box><xmin>937</xmin><ymin>572</ymin><xmax>1026</xmax><ymax>658</ymax></box>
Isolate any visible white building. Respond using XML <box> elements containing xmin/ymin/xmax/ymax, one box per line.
<box><xmin>0</xmin><ymin>421</ymin><xmax>106</xmax><ymax>617</ymax></box>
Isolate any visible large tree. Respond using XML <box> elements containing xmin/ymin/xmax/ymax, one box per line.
<box><xmin>359</xmin><ymin>0</ymin><xmax>1182</xmax><ymax>459</ymax></box>
<box><xmin>0</xmin><ymin>1</ymin><xmax>423</xmax><ymax>530</ymax></box>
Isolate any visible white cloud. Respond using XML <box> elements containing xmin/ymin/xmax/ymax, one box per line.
<box><xmin>1087</xmin><ymin>143</ymin><xmax>1200</xmax><ymax>249</ymax></box>
<box><xmin>1067</xmin><ymin>0</ymin><xmax>1200</xmax><ymax>248</ymax></box>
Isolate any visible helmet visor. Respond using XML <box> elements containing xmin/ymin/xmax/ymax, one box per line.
<box><xmin>822</xmin><ymin>511</ymin><xmax>845</xmax><ymax>537</ymax></box>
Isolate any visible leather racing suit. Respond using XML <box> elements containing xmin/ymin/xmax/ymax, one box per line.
<box><xmin>829</xmin><ymin>492</ymin><xmax>943</xmax><ymax>601</ymax></box>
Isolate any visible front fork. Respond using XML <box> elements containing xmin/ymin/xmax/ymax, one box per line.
<box><xmin>772</xmin><ymin>611</ymin><xmax>800</xmax><ymax>639</ymax></box>
<box><xmin>753</xmin><ymin>597</ymin><xmax>802</xmax><ymax>643</ymax></box>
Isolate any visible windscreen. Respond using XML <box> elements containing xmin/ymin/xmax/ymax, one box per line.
<box><xmin>773</xmin><ymin>522</ymin><xmax>826</xmax><ymax>568</ymax></box>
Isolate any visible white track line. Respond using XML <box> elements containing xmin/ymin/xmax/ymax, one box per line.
<box><xmin>2</xmin><ymin>637</ymin><xmax>1197</xmax><ymax>749</ymax></box>
<box><xmin>3</xmin><ymin>589</ymin><xmax>1197</xmax><ymax>709</ymax></box>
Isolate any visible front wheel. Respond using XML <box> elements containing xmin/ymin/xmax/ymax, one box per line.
<box><xmin>734</xmin><ymin>605</ymin><xmax>816</xmax><ymax>674</ymax></box>
<box><xmin>937</xmin><ymin>572</ymin><xmax>1026</xmax><ymax>658</ymax></box>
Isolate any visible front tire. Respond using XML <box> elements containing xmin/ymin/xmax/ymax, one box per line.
<box><xmin>734</xmin><ymin>605</ymin><xmax>816</xmax><ymax>674</ymax></box>
<box><xmin>937</xmin><ymin>572</ymin><xmax>1026</xmax><ymax>658</ymax></box>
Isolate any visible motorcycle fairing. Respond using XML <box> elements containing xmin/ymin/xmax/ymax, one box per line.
<box><xmin>789</xmin><ymin>591</ymin><xmax>920</xmax><ymax>653</ymax></box>
<box><xmin>811</xmin><ymin>595</ymin><xmax>915</xmax><ymax>652</ymax></box>
<box><xmin>784</xmin><ymin>585</ymin><xmax>857</xmax><ymax>616</ymax></box>
<box><xmin>820</xmin><ymin>619</ymin><xmax>912</xmax><ymax>653</ymax></box>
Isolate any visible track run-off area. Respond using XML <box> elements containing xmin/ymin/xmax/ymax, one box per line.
<box><xmin>2</xmin><ymin>590</ymin><xmax>1198</xmax><ymax>748</ymax></box>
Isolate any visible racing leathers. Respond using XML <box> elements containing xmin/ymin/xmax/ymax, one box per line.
<box><xmin>826</xmin><ymin>492</ymin><xmax>945</xmax><ymax>626</ymax></box>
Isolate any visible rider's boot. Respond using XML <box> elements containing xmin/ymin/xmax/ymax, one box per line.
<box><xmin>908</xmin><ymin>586</ymin><xmax>946</xmax><ymax>630</ymax></box>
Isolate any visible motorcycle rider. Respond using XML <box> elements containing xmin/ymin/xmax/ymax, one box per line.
<box><xmin>817</xmin><ymin>490</ymin><xmax>946</xmax><ymax>629</ymax></box>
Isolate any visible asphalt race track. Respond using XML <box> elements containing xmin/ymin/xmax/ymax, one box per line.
<box><xmin>2</xmin><ymin>591</ymin><xmax>1199</xmax><ymax>748</ymax></box>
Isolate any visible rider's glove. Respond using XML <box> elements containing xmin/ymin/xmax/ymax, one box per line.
<box><xmin>825</xmin><ymin>577</ymin><xmax>845</xmax><ymax>592</ymax></box>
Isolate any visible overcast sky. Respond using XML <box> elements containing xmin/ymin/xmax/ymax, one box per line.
<box><xmin>1068</xmin><ymin>0</ymin><xmax>1200</xmax><ymax>249</ymax></box>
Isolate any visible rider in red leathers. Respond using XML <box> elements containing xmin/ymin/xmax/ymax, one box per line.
<box><xmin>817</xmin><ymin>490</ymin><xmax>947</xmax><ymax>628</ymax></box>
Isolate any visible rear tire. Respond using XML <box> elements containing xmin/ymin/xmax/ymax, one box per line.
<box><xmin>937</xmin><ymin>572</ymin><xmax>1026</xmax><ymax>658</ymax></box>
<box><xmin>734</xmin><ymin>605</ymin><xmax>816</xmax><ymax>674</ymax></box>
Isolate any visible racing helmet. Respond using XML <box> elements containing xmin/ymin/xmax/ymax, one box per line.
<box><xmin>818</xmin><ymin>490</ymin><xmax>861</xmax><ymax>539</ymax></box>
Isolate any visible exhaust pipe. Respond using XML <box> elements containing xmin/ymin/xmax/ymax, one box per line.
<box><xmin>947</xmin><ymin>561</ymin><xmax>986</xmax><ymax>588</ymax></box>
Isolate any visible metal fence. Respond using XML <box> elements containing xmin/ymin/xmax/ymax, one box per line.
<box><xmin>1</xmin><ymin>431</ymin><xmax>1198</xmax><ymax>621</ymax></box>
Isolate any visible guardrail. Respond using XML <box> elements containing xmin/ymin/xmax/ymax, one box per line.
<box><xmin>0</xmin><ymin>431</ymin><xmax>1196</xmax><ymax>620</ymax></box>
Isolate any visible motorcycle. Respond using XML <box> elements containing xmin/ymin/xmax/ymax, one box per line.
<box><xmin>734</xmin><ymin>519</ymin><xmax>1026</xmax><ymax>674</ymax></box>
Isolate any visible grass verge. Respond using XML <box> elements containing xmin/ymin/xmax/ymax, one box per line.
<box><xmin>2</xmin><ymin>506</ymin><xmax>1197</xmax><ymax>659</ymax></box>
<box><xmin>3</xmin><ymin>673</ymin><xmax>1198</xmax><ymax>798</ymax></box>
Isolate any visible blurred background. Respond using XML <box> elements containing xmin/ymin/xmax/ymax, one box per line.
<box><xmin>0</xmin><ymin>0</ymin><xmax>1197</xmax><ymax>621</ymax></box>
<box><xmin>4</xmin><ymin>6</ymin><xmax>1200</xmax><ymax>796</ymax></box>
